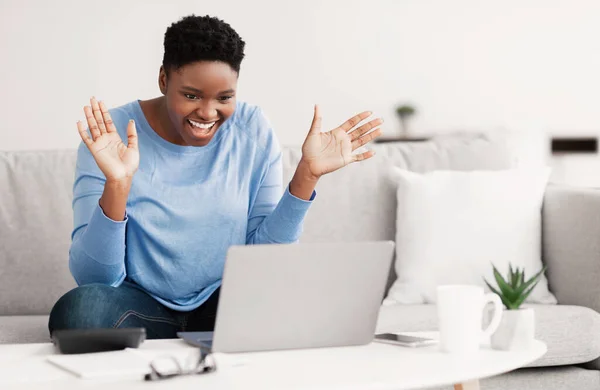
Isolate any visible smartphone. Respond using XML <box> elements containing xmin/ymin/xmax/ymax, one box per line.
<box><xmin>374</xmin><ymin>333</ymin><xmax>437</xmax><ymax>348</ymax></box>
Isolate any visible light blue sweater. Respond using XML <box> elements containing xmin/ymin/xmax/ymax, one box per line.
<box><xmin>69</xmin><ymin>100</ymin><xmax>315</xmax><ymax>311</ymax></box>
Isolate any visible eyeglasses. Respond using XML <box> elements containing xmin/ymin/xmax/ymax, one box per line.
<box><xmin>144</xmin><ymin>346</ymin><xmax>216</xmax><ymax>381</ymax></box>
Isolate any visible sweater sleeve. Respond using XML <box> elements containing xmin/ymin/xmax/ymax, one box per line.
<box><xmin>68</xmin><ymin>141</ymin><xmax>127</xmax><ymax>286</ymax></box>
<box><xmin>245</xmin><ymin>111</ymin><xmax>315</xmax><ymax>245</ymax></box>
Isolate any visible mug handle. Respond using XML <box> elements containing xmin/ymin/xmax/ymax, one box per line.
<box><xmin>481</xmin><ymin>293</ymin><xmax>503</xmax><ymax>339</ymax></box>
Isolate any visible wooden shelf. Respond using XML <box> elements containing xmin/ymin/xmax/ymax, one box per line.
<box><xmin>375</xmin><ymin>136</ymin><xmax>431</xmax><ymax>143</ymax></box>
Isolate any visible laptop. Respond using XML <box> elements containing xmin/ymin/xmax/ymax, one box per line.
<box><xmin>178</xmin><ymin>240</ymin><xmax>395</xmax><ymax>353</ymax></box>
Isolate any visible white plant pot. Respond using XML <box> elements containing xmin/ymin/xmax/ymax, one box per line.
<box><xmin>490</xmin><ymin>307</ymin><xmax>535</xmax><ymax>350</ymax></box>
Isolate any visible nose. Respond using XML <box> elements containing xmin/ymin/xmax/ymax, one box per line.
<box><xmin>195</xmin><ymin>100</ymin><xmax>218</xmax><ymax>121</ymax></box>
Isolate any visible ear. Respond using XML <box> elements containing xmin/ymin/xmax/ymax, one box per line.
<box><xmin>158</xmin><ymin>66</ymin><xmax>168</xmax><ymax>95</ymax></box>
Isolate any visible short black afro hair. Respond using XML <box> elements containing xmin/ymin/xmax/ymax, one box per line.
<box><xmin>162</xmin><ymin>15</ymin><xmax>246</xmax><ymax>74</ymax></box>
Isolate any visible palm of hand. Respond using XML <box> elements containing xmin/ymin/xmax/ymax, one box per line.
<box><xmin>300</xmin><ymin>105</ymin><xmax>383</xmax><ymax>178</ymax></box>
<box><xmin>77</xmin><ymin>98</ymin><xmax>140</xmax><ymax>182</ymax></box>
<box><xmin>302</xmin><ymin>128</ymin><xmax>354</xmax><ymax>177</ymax></box>
<box><xmin>90</xmin><ymin>132</ymin><xmax>139</xmax><ymax>181</ymax></box>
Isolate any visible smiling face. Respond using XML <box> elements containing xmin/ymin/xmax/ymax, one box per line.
<box><xmin>159</xmin><ymin>61</ymin><xmax>238</xmax><ymax>147</ymax></box>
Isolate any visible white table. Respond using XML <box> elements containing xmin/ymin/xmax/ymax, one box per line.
<box><xmin>0</xmin><ymin>332</ymin><xmax>546</xmax><ymax>390</ymax></box>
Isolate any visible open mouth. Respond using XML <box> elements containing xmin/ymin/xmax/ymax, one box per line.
<box><xmin>186</xmin><ymin>119</ymin><xmax>219</xmax><ymax>137</ymax></box>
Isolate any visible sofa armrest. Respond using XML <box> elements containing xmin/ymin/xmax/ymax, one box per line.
<box><xmin>543</xmin><ymin>184</ymin><xmax>600</xmax><ymax>312</ymax></box>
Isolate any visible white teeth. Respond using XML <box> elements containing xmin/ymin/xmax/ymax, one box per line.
<box><xmin>188</xmin><ymin>119</ymin><xmax>216</xmax><ymax>129</ymax></box>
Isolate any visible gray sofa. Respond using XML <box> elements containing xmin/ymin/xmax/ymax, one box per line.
<box><xmin>2</xmin><ymin>134</ymin><xmax>600</xmax><ymax>389</ymax></box>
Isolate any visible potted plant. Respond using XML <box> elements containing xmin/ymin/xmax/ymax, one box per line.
<box><xmin>483</xmin><ymin>263</ymin><xmax>546</xmax><ymax>350</ymax></box>
<box><xmin>395</xmin><ymin>104</ymin><xmax>416</xmax><ymax>137</ymax></box>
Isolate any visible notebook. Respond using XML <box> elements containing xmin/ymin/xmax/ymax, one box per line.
<box><xmin>46</xmin><ymin>349</ymin><xmax>151</xmax><ymax>379</ymax></box>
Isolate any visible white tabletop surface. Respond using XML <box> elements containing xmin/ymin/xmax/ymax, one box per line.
<box><xmin>0</xmin><ymin>331</ymin><xmax>546</xmax><ymax>390</ymax></box>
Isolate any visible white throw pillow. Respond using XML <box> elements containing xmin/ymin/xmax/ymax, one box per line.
<box><xmin>384</xmin><ymin>166</ymin><xmax>557</xmax><ymax>306</ymax></box>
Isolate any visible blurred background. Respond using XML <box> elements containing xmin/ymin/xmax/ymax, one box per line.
<box><xmin>1</xmin><ymin>0</ymin><xmax>600</xmax><ymax>186</ymax></box>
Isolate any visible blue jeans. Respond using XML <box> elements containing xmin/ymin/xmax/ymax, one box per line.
<box><xmin>48</xmin><ymin>282</ymin><xmax>220</xmax><ymax>339</ymax></box>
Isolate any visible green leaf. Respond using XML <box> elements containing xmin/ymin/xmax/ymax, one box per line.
<box><xmin>484</xmin><ymin>278</ymin><xmax>500</xmax><ymax>295</ymax></box>
<box><xmin>514</xmin><ymin>269</ymin><xmax>522</xmax><ymax>289</ymax></box>
<box><xmin>510</xmin><ymin>264</ymin><xmax>518</xmax><ymax>286</ymax></box>
<box><xmin>502</xmin><ymin>296</ymin><xmax>515</xmax><ymax>309</ymax></box>
<box><xmin>484</xmin><ymin>278</ymin><xmax>512</xmax><ymax>309</ymax></box>
<box><xmin>511</xmin><ymin>295</ymin><xmax>526</xmax><ymax>310</ymax></box>
<box><xmin>493</xmin><ymin>264</ymin><xmax>517</xmax><ymax>301</ymax></box>
<box><xmin>514</xmin><ymin>266</ymin><xmax>547</xmax><ymax>297</ymax></box>
<box><xmin>519</xmin><ymin>280</ymin><xmax>539</xmax><ymax>305</ymax></box>
<box><xmin>507</xmin><ymin>300</ymin><xmax>520</xmax><ymax>310</ymax></box>
<box><xmin>513</xmin><ymin>281</ymin><xmax>540</xmax><ymax>309</ymax></box>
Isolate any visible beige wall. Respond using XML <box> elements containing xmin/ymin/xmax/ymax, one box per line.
<box><xmin>1</xmin><ymin>0</ymin><xmax>600</xmax><ymax>151</ymax></box>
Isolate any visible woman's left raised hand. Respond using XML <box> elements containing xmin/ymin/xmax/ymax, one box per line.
<box><xmin>299</xmin><ymin>105</ymin><xmax>383</xmax><ymax>179</ymax></box>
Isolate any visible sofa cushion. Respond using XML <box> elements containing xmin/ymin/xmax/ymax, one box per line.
<box><xmin>375</xmin><ymin>303</ymin><xmax>600</xmax><ymax>367</ymax></box>
<box><xmin>282</xmin><ymin>133</ymin><xmax>517</xmax><ymax>245</ymax></box>
<box><xmin>0</xmin><ymin>315</ymin><xmax>51</xmax><ymax>344</ymax></box>
<box><xmin>282</xmin><ymin>134</ymin><xmax>517</xmax><ymax>293</ymax></box>
<box><xmin>384</xmin><ymin>166</ymin><xmax>556</xmax><ymax>305</ymax></box>
<box><xmin>0</xmin><ymin>150</ymin><xmax>78</xmax><ymax>316</ymax></box>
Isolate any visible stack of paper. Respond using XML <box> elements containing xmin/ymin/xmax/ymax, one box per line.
<box><xmin>46</xmin><ymin>349</ymin><xmax>152</xmax><ymax>379</ymax></box>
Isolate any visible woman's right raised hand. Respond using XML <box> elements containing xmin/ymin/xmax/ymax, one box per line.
<box><xmin>77</xmin><ymin>97</ymin><xmax>139</xmax><ymax>182</ymax></box>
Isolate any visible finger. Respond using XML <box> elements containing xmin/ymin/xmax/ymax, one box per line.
<box><xmin>352</xmin><ymin>149</ymin><xmax>376</xmax><ymax>163</ymax></box>
<box><xmin>339</xmin><ymin>111</ymin><xmax>372</xmax><ymax>132</ymax></box>
<box><xmin>90</xmin><ymin>97</ymin><xmax>107</xmax><ymax>134</ymax></box>
<box><xmin>349</xmin><ymin>118</ymin><xmax>383</xmax><ymax>141</ymax></box>
<box><xmin>76</xmin><ymin>120</ymin><xmax>93</xmax><ymax>148</ymax></box>
<box><xmin>99</xmin><ymin>101</ymin><xmax>117</xmax><ymax>133</ymax></box>
<box><xmin>84</xmin><ymin>106</ymin><xmax>101</xmax><ymax>141</ymax></box>
<box><xmin>351</xmin><ymin>128</ymin><xmax>383</xmax><ymax>150</ymax></box>
<box><xmin>308</xmin><ymin>104</ymin><xmax>322</xmax><ymax>135</ymax></box>
<box><xmin>126</xmin><ymin>119</ymin><xmax>138</xmax><ymax>150</ymax></box>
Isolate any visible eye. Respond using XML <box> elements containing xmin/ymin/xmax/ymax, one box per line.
<box><xmin>218</xmin><ymin>95</ymin><xmax>234</xmax><ymax>102</ymax></box>
<box><xmin>184</xmin><ymin>94</ymin><xmax>198</xmax><ymax>100</ymax></box>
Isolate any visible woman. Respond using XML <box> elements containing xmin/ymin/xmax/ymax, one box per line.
<box><xmin>48</xmin><ymin>15</ymin><xmax>382</xmax><ymax>339</ymax></box>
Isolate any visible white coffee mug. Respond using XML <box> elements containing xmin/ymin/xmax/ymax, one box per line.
<box><xmin>437</xmin><ymin>284</ymin><xmax>503</xmax><ymax>354</ymax></box>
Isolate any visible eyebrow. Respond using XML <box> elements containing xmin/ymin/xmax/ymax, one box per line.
<box><xmin>181</xmin><ymin>86</ymin><xmax>235</xmax><ymax>94</ymax></box>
